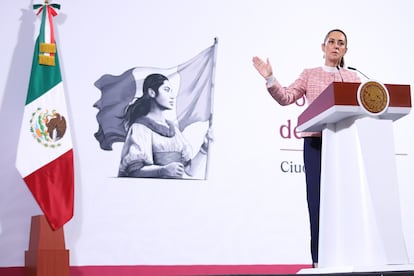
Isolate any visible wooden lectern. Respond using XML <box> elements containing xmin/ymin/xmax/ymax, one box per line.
<box><xmin>25</xmin><ymin>215</ymin><xmax>70</xmax><ymax>276</ymax></box>
<box><xmin>297</xmin><ymin>81</ymin><xmax>411</xmax><ymax>269</ymax></box>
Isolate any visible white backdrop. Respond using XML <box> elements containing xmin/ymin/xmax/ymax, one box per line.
<box><xmin>1</xmin><ymin>0</ymin><xmax>413</xmax><ymax>267</ymax></box>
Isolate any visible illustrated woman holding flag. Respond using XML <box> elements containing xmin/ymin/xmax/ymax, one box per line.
<box><xmin>118</xmin><ymin>73</ymin><xmax>213</xmax><ymax>179</ymax></box>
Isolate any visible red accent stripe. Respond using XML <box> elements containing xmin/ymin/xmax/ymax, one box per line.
<box><xmin>47</xmin><ymin>6</ymin><xmax>56</xmax><ymax>56</ymax></box>
<box><xmin>36</xmin><ymin>6</ymin><xmax>44</xmax><ymax>16</ymax></box>
<box><xmin>0</xmin><ymin>264</ymin><xmax>312</xmax><ymax>276</ymax></box>
<box><xmin>24</xmin><ymin>149</ymin><xmax>74</xmax><ymax>230</ymax></box>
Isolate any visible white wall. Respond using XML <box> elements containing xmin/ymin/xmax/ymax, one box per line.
<box><xmin>1</xmin><ymin>0</ymin><xmax>413</xmax><ymax>267</ymax></box>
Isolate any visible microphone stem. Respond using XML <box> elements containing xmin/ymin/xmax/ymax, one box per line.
<box><xmin>347</xmin><ymin>66</ymin><xmax>370</xmax><ymax>79</ymax></box>
<box><xmin>359</xmin><ymin>71</ymin><xmax>370</xmax><ymax>79</ymax></box>
<box><xmin>336</xmin><ymin>66</ymin><xmax>344</xmax><ymax>82</ymax></box>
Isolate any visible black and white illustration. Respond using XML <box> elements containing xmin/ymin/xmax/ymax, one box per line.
<box><xmin>93</xmin><ymin>40</ymin><xmax>217</xmax><ymax>180</ymax></box>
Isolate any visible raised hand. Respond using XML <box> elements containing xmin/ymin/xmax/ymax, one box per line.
<box><xmin>252</xmin><ymin>56</ymin><xmax>273</xmax><ymax>78</ymax></box>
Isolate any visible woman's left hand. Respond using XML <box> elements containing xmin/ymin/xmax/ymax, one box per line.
<box><xmin>199</xmin><ymin>127</ymin><xmax>213</xmax><ymax>154</ymax></box>
<box><xmin>204</xmin><ymin>127</ymin><xmax>214</xmax><ymax>143</ymax></box>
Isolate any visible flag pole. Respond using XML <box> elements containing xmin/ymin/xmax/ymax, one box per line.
<box><xmin>210</xmin><ymin>37</ymin><xmax>218</xmax><ymax>121</ymax></box>
<box><xmin>203</xmin><ymin>37</ymin><xmax>218</xmax><ymax>179</ymax></box>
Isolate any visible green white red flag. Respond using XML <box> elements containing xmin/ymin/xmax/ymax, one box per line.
<box><xmin>16</xmin><ymin>2</ymin><xmax>74</xmax><ymax>230</ymax></box>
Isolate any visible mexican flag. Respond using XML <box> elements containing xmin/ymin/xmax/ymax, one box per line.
<box><xmin>16</xmin><ymin>3</ymin><xmax>74</xmax><ymax>230</ymax></box>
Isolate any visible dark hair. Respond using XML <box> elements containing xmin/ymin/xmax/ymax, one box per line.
<box><xmin>324</xmin><ymin>29</ymin><xmax>348</xmax><ymax>68</ymax></box>
<box><xmin>123</xmin><ymin>73</ymin><xmax>168</xmax><ymax>129</ymax></box>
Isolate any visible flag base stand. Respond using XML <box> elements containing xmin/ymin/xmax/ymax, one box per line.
<box><xmin>25</xmin><ymin>215</ymin><xmax>70</xmax><ymax>276</ymax></box>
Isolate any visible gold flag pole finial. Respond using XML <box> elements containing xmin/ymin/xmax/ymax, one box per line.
<box><xmin>45</xmin><ymin>0</ymin><xmax>49</xmax><ymax>4</ymax></box>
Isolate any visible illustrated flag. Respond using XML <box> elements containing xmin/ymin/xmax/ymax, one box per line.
<box><xmin>94</xmin><ymin>39</ymin><xmax>218</xmax><ymax>150</ymax></box>
<box><xmin>16</xmin><ymin>3</ymin><xmax>74</xmax><ymax>230</ymax></box>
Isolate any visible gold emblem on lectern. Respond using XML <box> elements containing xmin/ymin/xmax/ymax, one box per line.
<box><xmin>357</xmin><ymin>81</ymin><xmax>389</xmax><ymax>115</ymax></box>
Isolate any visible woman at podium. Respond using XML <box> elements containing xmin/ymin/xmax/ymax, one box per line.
<box><xmin>252</xmin><ymin>29</ymin><xmax>360</xmax><ymax>267</ymax></box>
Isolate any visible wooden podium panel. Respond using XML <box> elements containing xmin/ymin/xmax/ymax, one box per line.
<box><xmin>25</xmin><ymin>215</ymin><xmax>69</xmax><ymax>276</ymax></box>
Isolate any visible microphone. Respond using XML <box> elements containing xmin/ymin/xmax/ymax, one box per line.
<box><xmin>347</xmin><ymin>66</ymin><xmax>370</xmax><ymax>79</ymax></box>
<box><xmin>336</xmin><ymin>65</ymin><xmax>344</xmax><ymax>82</ymax></box>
